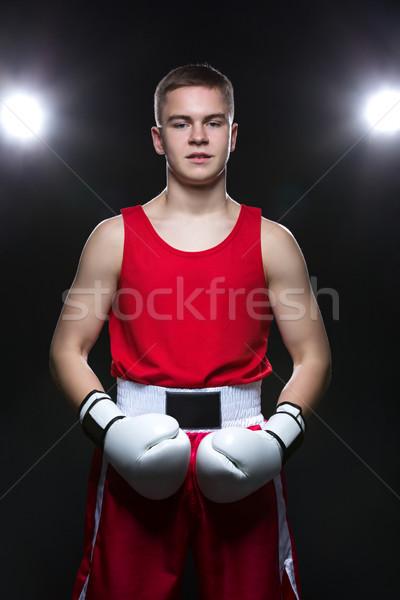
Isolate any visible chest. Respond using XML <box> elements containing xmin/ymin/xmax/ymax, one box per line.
<box><xmin>152</xmin><ymin>218</ymin><xmax>236</xmax><ymax>252</ymax></box>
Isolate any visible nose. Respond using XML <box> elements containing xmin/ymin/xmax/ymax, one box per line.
<box><xmin>189</xmin><ymin>122</ymin><xmax>208</xmax><ymax>145</ymax></box>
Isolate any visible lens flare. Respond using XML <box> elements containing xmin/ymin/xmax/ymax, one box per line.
<box><xmin>1</xmin><ymin>94</ymin><xmax>43</xmax><ymax>138</ymax></box>
<box><xmin>365</xmin><ymin>89</ymin><xmax>400</xmax><ymax>133</ymax></box>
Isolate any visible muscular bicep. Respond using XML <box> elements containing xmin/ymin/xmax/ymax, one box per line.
<box><xmin>51</xmin><ymin>216</ymin><xmax>124</xmax><ymax>358</ymax></box>
<box><xmin>262</xmin><ymin>220</ymin><xmax>329</xmax><ymax>365</ymax></box>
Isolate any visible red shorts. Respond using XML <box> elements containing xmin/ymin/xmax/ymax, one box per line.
<box><xmin>72</xmin><ymin>427</ymin><xmax>301</xmax><ymax>600</ymax></box>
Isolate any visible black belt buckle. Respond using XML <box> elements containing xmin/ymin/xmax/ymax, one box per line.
<box><xmin>166</xmin><ymin>391</ymin><xmax>222</xmax><ymax>429</ymax></box>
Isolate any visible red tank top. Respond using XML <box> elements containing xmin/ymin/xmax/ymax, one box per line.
<box><xmin>109</xmin><ymin>204</ymin><xmax>273</xmax><ymax>388</ymax></box>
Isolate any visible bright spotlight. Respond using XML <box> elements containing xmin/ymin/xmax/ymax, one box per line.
<box><xmin>1</xmin><ymin>94</ymin><xmax>43</xmax><ymax>139</ymax></box>
<box><xmin>365</xmin><ymin>89</ymin><xmax>400</xmax><ymax>133</ymax></box>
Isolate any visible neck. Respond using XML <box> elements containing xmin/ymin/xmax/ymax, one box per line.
<box><xmin>162</xmin><ymin>168</ymin><xmax>231</xmax><ymax>216</ymax></box>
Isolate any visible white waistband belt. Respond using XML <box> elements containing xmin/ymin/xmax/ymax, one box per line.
<box><xmin>116</xmin><ymin>379</ymin><xmax>265</xmax><ymax>431</ymax></box>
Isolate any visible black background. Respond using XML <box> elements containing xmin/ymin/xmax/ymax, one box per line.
<box><xmin>1</xmin><ymin>0</ymin><xmax>399</xmax><ymax>598</ymax></box>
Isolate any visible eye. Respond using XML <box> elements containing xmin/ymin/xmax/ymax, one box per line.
<box><xmin>207</xmin><ymin>121</ymin><xmax>222</xmax><ymax>128</ymax></box>
<box><xmin>173</xmin><ymin>122</ymin><xmax>189</xmax><ymax>129</ymax></box>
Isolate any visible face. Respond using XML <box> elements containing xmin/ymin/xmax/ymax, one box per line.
<box><xmin>151</xmin><ymin>86</ymin><xmax>237</xmax><ymax>187</ymax></box>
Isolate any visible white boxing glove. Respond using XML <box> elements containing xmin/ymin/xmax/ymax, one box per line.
<box><xmin>79</xmin><ymin>390</ymin><xmax>191</xmax><ymax>500</ymax></box>
<box><xmin>196</xmin><ymin>402</ymin><xmax>306</xmax><ymax>503</ymax></box>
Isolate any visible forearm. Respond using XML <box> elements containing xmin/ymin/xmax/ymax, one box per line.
<box><xmin>49</xmin><ymin>348</ymin><xmax>105</xmax><ymax>413</ymax></box>
<box><xmin>276</xmin><ymin>357</ymin><xmax>331</xmax><ymax>420</ymax></box>
<box><xmin>50</xmin><ymin>346</ymin><xmax>193</xmax><ymax>501</ymax></box>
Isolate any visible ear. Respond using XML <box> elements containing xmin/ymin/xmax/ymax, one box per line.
<box><xmin>230</xmin><ymin>123</ymin><xmax>238</xmax><ymax>152</ymax></box>
<box><xmin>151</xmin><ymin>126</ymin><xmax>165</xmax><ymax>155</ymax></box>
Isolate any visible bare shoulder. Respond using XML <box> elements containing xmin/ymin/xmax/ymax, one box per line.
<box><xmin>89</xmin><ymin>214</ymin><xmax>124</xmax><ymax>242</ymax></box>
<box><xmin>261</xmin><ymin>216</ymin><xmax>298</xmax><ymax>249</ymax></box>
<box><xmin>77</xmin><ymin>215</ymin><xmax>124</xmax><ymax>279</ymax></box>
<box><xmin>260</xmin><ymin>217</ymin><xmax>307</xmax><ymax>283</ymax></box>
<box><xmin>261</xmin><ymin>217</ymin><xmax>302</xmax><ymax>259</ymax></box>
<box><xmin>84</xmin><ymin>215</ymin><xmax>124</xmax><ymax>254</ymax></box>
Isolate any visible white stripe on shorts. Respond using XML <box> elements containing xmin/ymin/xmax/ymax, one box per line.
<box><xmin>78</xmin><ymin>458</ymin><xmax>108</xmax><ymax>600</ymax></box>
<box><xmin>273</xmin><ymin>473</ymin><xmax>300</xmax><ymax>599</ymax></box>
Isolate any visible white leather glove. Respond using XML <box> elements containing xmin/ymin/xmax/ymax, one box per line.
<box><xmin>79</xmin><ymin>390</ymin><xmax>191</xmax><ymax>500</ymax></box>
<box><xmin>196</xmin><ymin>402</ymin><xmax>306</xmax><ymax>503</ymax></box>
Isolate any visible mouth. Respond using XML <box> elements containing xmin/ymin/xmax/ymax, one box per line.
<box><xmin>186</xmin><ymin>153</ymin><xmax>212</xmax><ymax>163</ymax></box>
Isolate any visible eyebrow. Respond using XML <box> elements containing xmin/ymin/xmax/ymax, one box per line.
<box><xmin>166</xmin><ymin>112</ymin><xmax>228</xmax><ymax>124</ymax></box>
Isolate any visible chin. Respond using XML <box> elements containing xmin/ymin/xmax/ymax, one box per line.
<box><xmin>175</xmin><ymin>168</ymin><xmax>226</xmax><ymax>187</ymax></box>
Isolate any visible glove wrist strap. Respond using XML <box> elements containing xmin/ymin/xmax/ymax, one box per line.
<box><xmin>79</xmin><ymin>390</ymin><xmax>125</xmax><ymax>449</ymax></box>
<box><xmin>262</xmin><ymin>402</ymin><xmax>306</xmax><ymax>463</ymax></box>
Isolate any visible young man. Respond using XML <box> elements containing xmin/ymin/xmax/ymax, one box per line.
<box><xmin>50</xmin><ymin>64</ymin><xmax>331</xmax><ymax>600</ymax></box>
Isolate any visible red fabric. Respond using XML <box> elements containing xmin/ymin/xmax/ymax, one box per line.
<box><xmin>72</xmin><ymin>427</ymin><xmax>301</xmax><ymax>600</ymax></box>
<box><xmin>109</xmin><ymin>204</ymin><xmax>273</xmax><ymax>388</ymax></box>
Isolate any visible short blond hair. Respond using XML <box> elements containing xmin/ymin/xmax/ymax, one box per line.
<box><xmin>154</xmin><ymin>63</ymin><xmax>234</xmax><ymax>126</ymax></box>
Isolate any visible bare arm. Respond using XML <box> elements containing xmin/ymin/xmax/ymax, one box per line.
<box><xmin>262</xmin><ymin>218</ymin><xmax>331</xmax><ymax>419</ymax></box>
<box><xmin>49</xmin><ymin>216</ymin><xmax>124</xmax><ymax>412</ymax></box>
